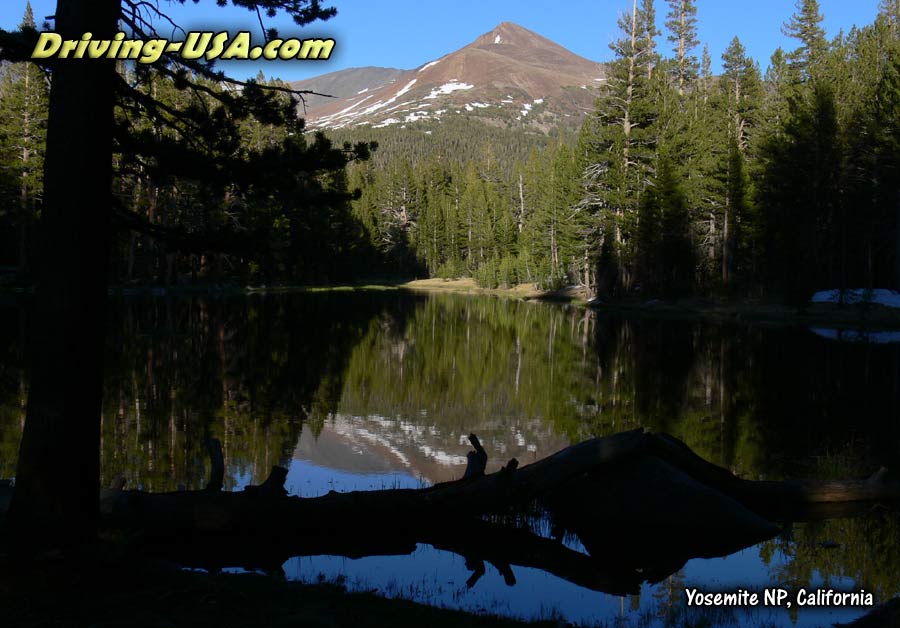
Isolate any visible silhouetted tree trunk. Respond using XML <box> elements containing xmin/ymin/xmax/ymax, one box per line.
<box><xmin>7</xmin><ymin>0</ymin><xmax>119</xmax><ymax>550</ymax></box>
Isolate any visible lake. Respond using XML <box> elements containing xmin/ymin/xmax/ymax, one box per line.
<box><xmin>1</xmin><ymin>290</ymin><xmax>898</xmax><ymax>626</ymax></box>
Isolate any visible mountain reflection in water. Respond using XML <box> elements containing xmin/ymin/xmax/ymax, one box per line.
<box><xmin>1</xmin><ymin>290</ymin><xmax>898</xmax><ymax>626</ymax></box>
<box><xmin>293</xmin><ymin>413</ymin><xmax>567</xmax><ymax>484</ymax></box>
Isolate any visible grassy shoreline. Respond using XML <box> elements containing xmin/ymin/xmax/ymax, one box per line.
<box><xmin>4</xmin><ymin>274</ymin><xmax>900</xmax><ymax>330</ymax></box>
<box><xmin>400</xmin><ymin>278</ymin><xmax>900</xmax><ymax>330</ymax></box>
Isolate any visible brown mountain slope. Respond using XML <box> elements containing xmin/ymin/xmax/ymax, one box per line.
<box><xmin>290</xmin><ymin>66</ymin><xmax>406</xmax><ymax>113</ymax></box>
<box><xmin>291</xmin><ymin>22</ymin><xmax>606</xmax><ymax>131</ymax></box>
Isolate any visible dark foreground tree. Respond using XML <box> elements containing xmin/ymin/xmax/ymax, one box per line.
<box><xmin>3</xmin><ymin>0</ymin><xmax>120</xmax><ymax>550</ymax></box>
<box><xmin>0</xmin><ymin>0</ymin><xmax>345</xmax><ymax>552</ymax></box>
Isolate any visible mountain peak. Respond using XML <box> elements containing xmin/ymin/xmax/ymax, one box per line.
<box><xmin>473</xmin><ymin>22</ymin><xmax>551</xmax><ymax>48</ymax></box>
<box><xmin>291</xmin><ymin>22</ymin><xmax>606</xmax><ymax>131</ymax></box>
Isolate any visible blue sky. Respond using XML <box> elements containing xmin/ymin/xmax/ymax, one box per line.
<box><xmin>0</xmin><ymin>1</ymin><xmax>884</xmax><ymax>82</ymax></box>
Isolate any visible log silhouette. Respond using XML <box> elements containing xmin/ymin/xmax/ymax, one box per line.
<box><xmin>9</xmin><ymin>429</ymin><xmax>900</xmax><ymax>595</ymax></box>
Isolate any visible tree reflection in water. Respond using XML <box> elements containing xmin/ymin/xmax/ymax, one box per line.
<box><xmin>0</xmin><ymin>291</ymin><xmax>898</xmax><ymax>626</ymax></box>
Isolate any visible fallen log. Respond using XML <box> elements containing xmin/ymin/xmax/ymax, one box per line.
<box><xmin>97</xmin><ymin>429</ymin><xmax>900</xmax><ymax>540</ymax></box>
<box><xmin>101</xmin><ymin>428</ymin><xmax>650</xmax><ymax>539</ymax></box>
<box><xmin>13</xmin><ymin>429</ymin><xmax>900</xmax><ymax>597</ymax></box>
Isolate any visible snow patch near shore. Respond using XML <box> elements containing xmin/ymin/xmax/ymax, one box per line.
<box><xmin>811</xmin><ymin>288</ymin><xmax>900</xmax><ymax>309</ymax></box>
<box><xmin>811</xmin><ymin>328</ymin><xmax>900</xmax><ymax>344</ymax></box>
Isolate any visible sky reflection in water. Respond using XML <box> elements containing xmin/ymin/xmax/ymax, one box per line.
<box><xmin>3</xmin><ymin>291</ymin><xmax>898</xmax><ymax>626</ymax></box>
<box><xmin>275</xmin><ymin>419</ymin><xmax>875</xmax><ymax>628</ymax></box>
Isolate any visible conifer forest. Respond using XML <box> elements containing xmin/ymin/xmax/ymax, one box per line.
<box><xmin>1</xmin><ymin>1</ymin><xmax>899</xmax><ymax>304</ymax></box>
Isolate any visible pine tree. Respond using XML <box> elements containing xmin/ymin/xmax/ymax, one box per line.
<box><xmin>721</xmin><ymin>37</ymin><xmax>761</xmax><ymax>150</ymax></box>
<box><xmin>519</xmin><ymin>143</ymin><xmax>580</xmax><ymax>288</ymax></box>
<box><xmin>657</xmin><ymin>155</ymin><xmax>695</xmax><ymax>295</ymax></box>
<box><xmin>665</xmin><ymin>0</ymin><xmax>700</xmax><ymax>95</ymax></box>
<box><xmin>415</xmin><ymin>155</ymin><xmax>452</xmax><ymax>273</ymax></box>
<box><xmin>655</xmin><ymin>55</ymin><xmax>722</xmax><ymax>287</ymax></box>
<box><xmin>719</xmin><ymin>37</ymin><xmax>761</xmax><ymax>286</ymax></box>
<box><xmin>0</xmin><ymin>2</ymin><xmax>48</xmax><ymax>273</ymax></box>
<box><xmin>641</xmin><ymin>0</ymin><xmax>661</xmax><ymax>80</ymax></box>
<box><xmin>723</xmin><ymin>136</ymin><xmax>749</xmax><ymax>286</ymax></box>
<box><xmin>844</xmin><ymin>27</ymin><xmax>900</xmax><ymax>289</ymax></box>
<box><xmin>634</xmin><ymin>174</ymin><xmax>661</xmax><ymax>290</ymax></box>
<box><xmin>880</xmin><ymin>0</ymin><xmax>900</xmax><ymax>37</ymax></box>
<box><xmin>1</xmin><ymin>0</ymin><xmax>352</xmax><ymax>549</ymax></box>
<box><xmin>757</xmin><ymin>83</ymin><xmax>842</xmax><ymax>302</ymax></box>
<box><xmin>874</xmin><ymin>49</ymin><xmax>900</xmax><ymax>289</ymax></box>
<box><xmin>580</xmin><ymin>0</ymin><xmax>658</xmax><ymax>291</ymax></box>
<box><xmin>517</xmin><ymin>147</ymin><xmax>547</xmax><ymax>283</ymax></box>
<box><xmin>782</xmin><ymin>0</ymin><xmax>827</xmax><ymax>80</ymax></box>
<box><xmin>699</xmin><ymin>43</ymin><xmax>712</xmax><ymax>101</ymax></box>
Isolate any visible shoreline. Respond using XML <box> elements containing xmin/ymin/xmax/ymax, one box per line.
<box><xmin>3</xmin><ymin>276</ymin><xmax>900</xmax><ymax>330</ymax></box>
<box><xmin>400</xmin><ymin>279</ymin><xmax>900</xmax><ymax>330</ymax></box>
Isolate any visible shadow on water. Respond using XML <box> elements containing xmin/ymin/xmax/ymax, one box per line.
<box><xmin>1</xmin><ymin>290</ymin><xmax>900</xmax><ymax>626</ymax></box>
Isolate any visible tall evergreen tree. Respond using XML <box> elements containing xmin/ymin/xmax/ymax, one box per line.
<box><xmin>0</xmin><ymin>2</ymin><xmax>48</xmax><ymax>273</ymax></box>
<box><xmin>519</xmin><ymin>143</ymin><xmax>580</xmax><ymax>288</ymax></box>
<box><xmin>665</xmin><ymin>0</ymin><xmax>700</xmax><ymax>95</ymax></box>
<box><xmin>782</xmin><ymin>0</ymin><xmax>828</xmax><ymax>80</ymax></box>
<box><xmin>0</xmin><ymin>0</ymin><xmax>353</xmax><ymax>551</ymax></box>
<box><xmin>721</xmin><ymin>37</ymin><xmax>761</xmax><ymax>150</ymax></box>
<box><xmin>757</xmin><ymin>83</ymin><xmax>842</xmax><ymax>302</ymax></box>
<box><xmin>580</xmin><ymin>0</ymin><xmax>658</xmax><ymax>291</ymax></box>
<box><xmin>846</xmin><ymin>31</ymin><xmax>900</xmax><ymax>289</ymax></box>
<box><xmin>641</xmin><ymin>0</ymin><xmax>661</xmax><ymax>80</ymax></box>
<box><xmin>723</xmin><ymin>136</ymin><xmax>750</xmax><ymax>286</ymax></box>
<box><xmin>656</xmin><ymin>155</ymin><xmax>695</xmax><ymax>295</ymax></box>
<box><xmin>719</xmin><ymin>37</ymin><xmax>761</xmax><ymax>286</ymax></box>
<box><xmin>699</xmin><ymin>43</ymin><xmax>712</xmax><ymax>101</ymax></box>
<box><xmin>880</xmin><ymin>0</ymin><xmax>900</xmax><ymax>37</ymax></box>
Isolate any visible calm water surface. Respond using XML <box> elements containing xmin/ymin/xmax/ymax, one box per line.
<box><xmin>1</xmin><ymin>290</ymin><xmax>899</xmax><ymax>627</ymax></box>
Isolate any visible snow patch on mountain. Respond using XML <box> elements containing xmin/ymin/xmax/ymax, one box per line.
<box><xmin>418</xmin><ymin>59</ymin><xmax>440</xmax><ymax>73</ymax></box>
<box><xmin>424</xmin><ymin>80</ymin><xmax>474</xmax><ymax>99</ymax></box>
<box><xmin>314</xmin><ymin>94</ymin><xmax>375</xmax><ymax>127</ymax></box>
<box><xmin>405</xmin><ymin>110</ymin><xmax>431</xmax><ymax>123</ymax></box>
<box><xmin>394</xmin><ymin>79</ymin><xmax>417</xmax><ymax>98</ymax></box>
<box><xmin>358</xmin><ymin>78</ymin><xmax>418</xmax><ymax>116</ymax></box>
